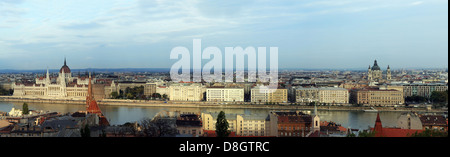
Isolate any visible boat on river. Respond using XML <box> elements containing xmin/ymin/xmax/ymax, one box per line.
<box><xmin>363</xmin><ymin>107</ymin><xmax>378</xmax><ymax>112</ymax></box>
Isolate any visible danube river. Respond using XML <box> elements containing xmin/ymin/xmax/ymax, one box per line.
<box><xmin>1</xmin><ymin>101</ymin><xmax>407</xmax><ymax>130</ymax></box>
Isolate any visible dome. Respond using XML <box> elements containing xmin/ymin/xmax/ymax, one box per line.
<box><xmin>60</xmin><ymin>58</ymin><xmax>71</xmax><ymax>73</ymax></box>
<box><xmin>371</xmin><ymin>60</ymin><xmax>381</xmax><ymax>71</ymax></box>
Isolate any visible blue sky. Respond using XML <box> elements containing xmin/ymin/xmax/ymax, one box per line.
<box><xmin>0</xmin><ymin>0</ymin><xmax>448</xmax><ymax>70</ymax></box>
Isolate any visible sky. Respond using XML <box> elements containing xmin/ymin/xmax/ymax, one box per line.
<box><xmin>0</xmin><ymin>0</ymin><xmax>448</xmax><ymax>70</ymax></box>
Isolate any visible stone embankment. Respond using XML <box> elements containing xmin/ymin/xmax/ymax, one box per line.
<box><xmin>0</xmin><ymin>96</ymin><xmax>446</xmax><ymax>113</ymax></box>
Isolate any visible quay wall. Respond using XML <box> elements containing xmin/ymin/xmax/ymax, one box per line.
<box><xmin>0</xmin><ymin>96</ymin><xmax>446</xmax><ymax>113</ymax></box>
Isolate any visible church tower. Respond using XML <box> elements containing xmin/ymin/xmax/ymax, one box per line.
<box><xmin>46</xmin><ymin>68</ymin><xmax>50</xmax><ymax>85</ymax></box>
<box><xmin>368</xmin><ymin>65</ymin><xmax>372</xmax><ymax>81</ymax></box>
<box><xmin>312</xmin><ymin>104</ymin><xmax>320</xmax><ymax>131</ymax></box>
<box><xmin>387</xmin><ymin>65</ymin><xmax>392</xmax><ymax>80</ymax></box>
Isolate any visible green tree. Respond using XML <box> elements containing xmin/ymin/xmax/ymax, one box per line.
<box><xmin>357</xmin><ymin>130</ymin><xmax>376</xmax><ymax>137</ymax></box>
<box><xmin>410</xmin><ymin>129</ymin><xmax>448</xmax><ymax>137</ymax></box>
<box><xmin>126</xmin><ymin>93</ymin><xmax>134</xmax><ymax>99</ymax></box>
<box><xmin>430</xmin><ymin>91</ymin><xmax>448</xmax><ymax>104</ymax></box>
<box><xmin>111</xmin><ymin>92</ymin><xmax>119</xmax><ymax>99</ymax></box>
<box><xmin>22</xmin><ymin>103</ymin><xmax>29</xmax><ymax>115</ymax></box>
<box><xmin>346</xmin><ymin>133</ymin><xmax>357</xmax><ymax>137</ymax></box>
<box><xmin>80</xmin><ymin>125</ymin><xmax>91</xmax><ymax>137</ymax></box>
<box><xmin>216</xmin><ymin>111</ymin><xmax>230</xmax><ymax>137</ymax></box>
<box><xmin>0</xmin><ymin>86</ymin><xmax>10</xmax><ymax>95</ymax></box>
<box><xmin>405</xmin><ymin>95</ymin><xmax>428</xmax><ymax>103</ymax></box>
<box><xmin>152</xmin><ymin>93</ymin><xmax>162</xmax><ymax>99</ymax></box>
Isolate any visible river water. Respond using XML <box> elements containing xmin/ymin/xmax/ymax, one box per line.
<box><xmin>0</xmin><ymin>101</ymin><xmax>406</xmax><ymax>130</ymax></box>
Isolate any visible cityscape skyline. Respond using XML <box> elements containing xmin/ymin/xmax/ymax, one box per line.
<box><xmin>0</xmin><ymin>0</ymin><xmax>448</xmax><ymax>70</ymax></box>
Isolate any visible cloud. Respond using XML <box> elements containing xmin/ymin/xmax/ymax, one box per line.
<box><xmin>0</xmin><ymin>0</ymin><xmax>448</xmax><ymax>69</ymax></box>
<box><xmin>61</xmin><ymin>22</ymin><xmax>103</xmax><ymax>30</ymax></box>
<box><xmin>410</xmin><ymin>1</ymin><xmax>424</xmax><ymax>6</ymax></box>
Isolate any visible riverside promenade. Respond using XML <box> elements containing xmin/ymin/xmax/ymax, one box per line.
<box><xmin>0</xmin><ymin>96</ymin><xmax>446</xmax><ymax>113</ymax></box>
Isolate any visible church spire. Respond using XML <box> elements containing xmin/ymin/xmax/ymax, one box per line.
<box><xmin>374</xmin><ymin>112</ymin><xmax>383</xmax><ymax>137</ymax></box>
<box><xmin>64</xmin><ymin>57</ymin><xmax>67</xmax><ymax>66</ymax></box>
<box><xmin>314</xmin><ymin>103</ymin><xmax>318</xmax><ymax>116</ymax></box>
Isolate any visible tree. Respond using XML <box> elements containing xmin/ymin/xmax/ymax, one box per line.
<box><xmin>139</xmin><ymin>117</ymin><xmax>177</xmax><ymax>137</ymax></box>
<box><xmin>22</xmin><ymin>103</ymin><xmax>29</xmax><ymax>115</ymax></box>
<box><xmin>215</xmin><ymin>111</ymin><xmax>230</xmax><ymax>137</ymax></box>
<box><xmin>80</xmin><ymin>125</ymin><xmax>91</xmax><ymax>137</ymax></box>
<box><xmin>405</xmin><ymin>95</ymin><xmax>428</xmax><ymax>103</ymax></box>
<box><xmin>430</xmin><ymin>91</ymin><xmax>448</xmax><ymax>104</ymax></box>
<box><xmin>410</xmin><ymin>129</ymin><xmax>448</xmax><ymax>137</ymax></box>
<box><xmin>357</xmin><ymin>130</ymin><xmax>376</xmax><ymax>137</ymax></box>
<box><xmin>152</xmin><ymin>93</ymin><xmax>162</xmax><ymax>99</ymax></box>
<box><xmin>126</xmin><ymin>93</ymin><xmax>134</xmax><ymax>99</ymax></box>
<box><xmin>0</xmin><ymin>86</ymin><xmax>11</xmax><ymax>95</ymax></box>
<box><xmin>111</xmin><ymin>92</ymin><xmax>119</xmax><ymax>99</ymax></box>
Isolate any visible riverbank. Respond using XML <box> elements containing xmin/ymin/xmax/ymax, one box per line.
<box><xmin>0</xmin><ymin>96</ymin><xmax>446</xmax><ymax>113</ymax></box>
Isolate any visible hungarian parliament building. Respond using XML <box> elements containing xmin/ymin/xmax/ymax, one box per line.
<box><xmin>12</xmin><ymin>59</ymin><xmax>118</xmax><ymax>100</ymax></box>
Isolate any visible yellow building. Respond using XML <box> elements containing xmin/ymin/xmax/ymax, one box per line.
<box><xmin>319</xmin><ymin>87</ymin><xmax>349</xmax><ymax>104</ymax></box>
<box><xmin>357</xmin><ymin>89</ymin><xmax>404</xmax><ymax>106</ymax></box>
<box><xmin>201</xmin><ymin>112</ymin><xmax>269</xmax><ymax>136</ymax></box>
<box><xmin>251</xmin><ymin>86</ymin><xmax>288</xmax><ymax>103</ymax></box>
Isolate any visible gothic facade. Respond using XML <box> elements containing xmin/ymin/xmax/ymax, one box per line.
<box><xmin>13</xmin><ymin>59</ymin><xmax>97</xmax><ymax>99</ymax></box>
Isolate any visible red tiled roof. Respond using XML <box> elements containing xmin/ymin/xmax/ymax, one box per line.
<box><xmin>372</xmin><ymin>113</ymin><xmax>423</xmax><ymax>137</ymax></box>
<box><xmin>370</xmin><ymin>128</ymin><xmax>423</xmax><ymax>137</ymax></box>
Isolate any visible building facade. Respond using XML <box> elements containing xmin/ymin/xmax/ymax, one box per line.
<box><xmin>318</xmin><ymin>87</ymin><xmax>349</xmax><ymax>104</ymax></box>
<box><xmin>251</xmin><ymin>86</ymin><xmax>288</xmax><ymax>103</ymax></box>
<box><xmin>266</xmin><ymin>111</ymin><xmax>315</xmax><ymax>137</ymax></box>
<box><xmin>169</xmin><ymin>83</ymin><xmax>205</xmax><ymax>101</ymax></box>
<box><xmin>201</xmin><ymin>112</ymin><xmax>269</xmax><ymax>137</ymax></box>
<box><xmin>356</xmin><ymin>88</ymin><xmax>404</xmax><ymax>106</ymax></box>
<box><xmin>13</xmin><ymin>59</ymin><xmax>91</xmax><ymax>100</ymax></box>
<box><xmin>176</xmin><ymin>113</ymin><xmax>203</xmax><ymax>137</ymax></box>
<box><xmin>206</xmin><ymin>87</ymin><xmax>244</xmax><ymax>102</ymax></box>
<box><xmin>402</xmin><ymin>83</ymin><xmax>448</xmax><ymax>98</ymax></box>
<box><xmin>295</xmin><ymin>87</ymin><xmax>349</xmax><ymax>104</ymax></box>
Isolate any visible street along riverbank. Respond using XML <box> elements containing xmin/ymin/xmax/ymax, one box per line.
<box><xmin>0</xmin><ymin>96</ymin><xmax>446</xmax><ymax>113</ymax></box>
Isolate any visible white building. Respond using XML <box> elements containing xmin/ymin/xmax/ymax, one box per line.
<box><xmin>295</xmin><ymin>87</ymin><xmax>349</xmax><ymax>104</ymax></box>
<box><xmin>169</xmin><ymin>83</ymin><xmax>205</xmax><ymax>101</ymax></box>
<box><xmin>206</xmin><ymin>87</ymin><xmax>244</xmax><ymax>102</ymax></box>
<box><xmin>13</xmin><ymin>58</ymin><xmax>93</xmax><ymax>100</ymax></box>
